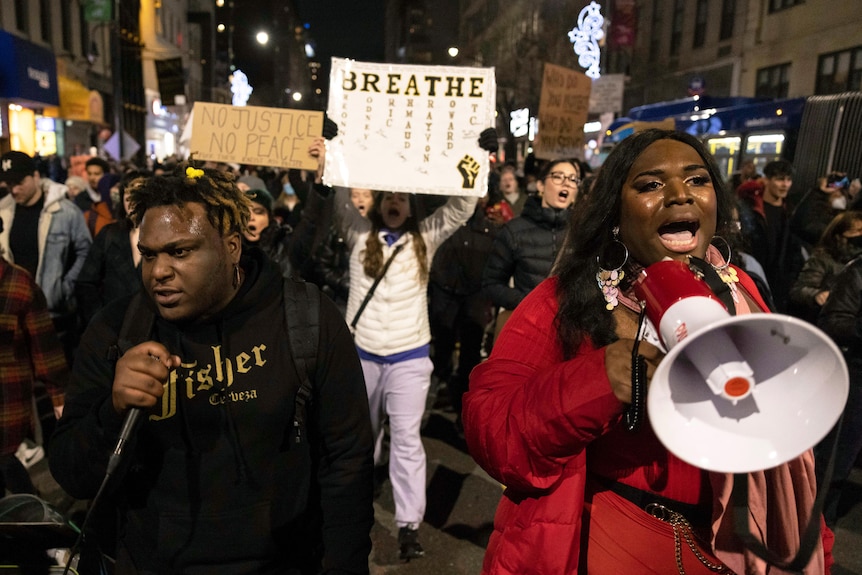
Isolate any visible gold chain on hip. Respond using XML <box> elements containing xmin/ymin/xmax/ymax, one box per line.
<box><xmin>646</xmin><ymin>503</ymin><xmax>734</xmax><ymax>575</ymax></box>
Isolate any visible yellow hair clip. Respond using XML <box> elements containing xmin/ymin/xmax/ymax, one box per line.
<box><xmin>186</xmin><ymin>167</ymin><xmax>205</xmax><ymax>180</ymax></box>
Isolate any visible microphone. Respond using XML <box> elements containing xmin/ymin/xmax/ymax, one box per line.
<box><xmin>105</xmin><ymin>353</ymin><xmax>165</xmax><ymax>476</ymax></box>
<box><xmin>106</xmin><ymin>407</ymin><xmax>144</xmax><ymax>477</ymax></box>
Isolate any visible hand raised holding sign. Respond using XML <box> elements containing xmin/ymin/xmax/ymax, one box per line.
<box><xmin>322</xmin><ymin>114</ymin><xmax>338</xmax><ymax>140</ymax></box>
<box><xmin>478</xmin><ymin>128</ymin><xmax>499</xmax><ymax>152</ymax></box>
<box><xmin>309</xmin><ymin>137</ymin><xmax>327</xmax><ymax>184</ymax></box>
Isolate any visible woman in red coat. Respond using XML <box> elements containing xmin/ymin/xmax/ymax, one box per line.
<box><xmin>463</xmin><ymin>129</ymin><xmax>834</xmax><ymax>574</ymax></box>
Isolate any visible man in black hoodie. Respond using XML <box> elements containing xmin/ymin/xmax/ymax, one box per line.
<box><xmin>49</xmin><ymin>164</ymin><xmax>374</xmax><ymax>574</ymax></box>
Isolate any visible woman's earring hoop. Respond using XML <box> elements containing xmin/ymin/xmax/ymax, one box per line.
<box><xmin>708</xmin><ymin>235</ymin><xmax>732</xmax><ymax>270</ymax></box>
<box><xmin>596</xmin><ymin>227</ymin><xmax>628</xmax><ymax>310</ymax></box>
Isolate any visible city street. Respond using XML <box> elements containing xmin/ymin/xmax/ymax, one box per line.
<box><xmin>23</xmin><ymin>401</ymin><xmax>862</xmax><ymax>574</ymax></box>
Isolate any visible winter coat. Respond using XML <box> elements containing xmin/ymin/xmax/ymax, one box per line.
<box><xmin>788</xmin><ymin>248</ymin><xmax>851</xmax><ymax>323</ymax></box>
<box><xmin>48</xmin><ymin>250</ymin><xmax>374</xmax><ymax>574</ymax></box>
<box><xmin>336</xmin><ymin>188</ymin><xmax>477</xmax><ymax>355</ymax></box>
<box><xmin>464</xmin><ymin>272</ymin><xmax>831</xmax><ymax>575</ymax></box>
<box><xmin>74</xmin><ymin>221</ymin><xmax>141</xmax><ymax>328</ymax></box>
<box><xmin>0</xmin><ymin>260</ymin><xmax>67</xmax><ymax>455</ymax></box>
<box><xmin>482</xmin><ymin>195</ymin><xmax>569</xmax><ymax>311</ymax></box>
<box><xmin>0</xmin><ymin>180</ymin><xmax>92</xmax><ymax>317</ymax></box>
<box><xmin>429</xmin><ymin>205</ymin><xmax>502</xmax><ymax>329</ymax></box>
<box><xmin>313</xmin><ymin>224</ymin><xmax>350</xmax><ymax>312</ymax></box>
<box><xmin>819</xmin><ymin>256</ymin><xmax>862</xmax><ymax>370</ymax></box>
<box><xmin>736</xmin><ymin>186</ymin><xmax>805</xmax><ymax>312</ymax></box>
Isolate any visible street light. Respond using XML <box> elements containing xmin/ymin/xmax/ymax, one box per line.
<box><xmin>256</xmin><ymin>31</ymin><xmax>269</xmax><ymax>46</ymax></box>
<box><xmin>447</xmin><ymin>46</ymin><xmax>459</xmax><ymax>58</ymax></box>
<box><xmin>292</xmin><ymin>91</ymin><xmax>302</xmax><ymax>102</ymax></box>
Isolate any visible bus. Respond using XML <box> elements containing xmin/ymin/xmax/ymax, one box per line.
<box><xmin>606</xmin><ymin>95</ymin><xmax>805</xmax><ymax>179</ymax></box>
<box><xmin>604</xmin><ymin>92</ymin><xmax>862</xmax><ymax>200</ymax></box>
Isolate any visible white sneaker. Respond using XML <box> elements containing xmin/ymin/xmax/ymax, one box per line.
<box><xmin>15</xmin><ymin>439</ymin><xmax>44</xmax><ymax>468</ymax></box>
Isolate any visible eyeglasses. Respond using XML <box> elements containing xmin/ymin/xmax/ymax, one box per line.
<box><xmin>547</xmin><ymin>172</ymin><xmax>581</xmax><ymax>186</ymax></box>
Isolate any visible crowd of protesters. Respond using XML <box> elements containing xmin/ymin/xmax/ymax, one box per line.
<box><xmin>1</xmin><ymin>130</ymin><xmax>861</xmax><ymax>573</ymax></box>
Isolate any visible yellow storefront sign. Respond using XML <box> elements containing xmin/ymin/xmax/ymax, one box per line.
<box><xmin>58</xmin><ymin>76</ymin><xmax>104</xmax><ymax>123</ymax></box>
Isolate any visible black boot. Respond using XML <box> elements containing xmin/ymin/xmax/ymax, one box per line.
<box><xmin>398</xmin><ymin>526</ymin><xmax>425</xmax><ymax>561</ymax></box>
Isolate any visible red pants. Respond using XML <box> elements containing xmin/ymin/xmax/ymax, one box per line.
<box><xmin>582</xmin><ymin>487</ymin><xmax>735</xmax><ymax>574</ymax></box>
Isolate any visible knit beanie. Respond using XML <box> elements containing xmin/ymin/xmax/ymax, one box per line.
<box><xmin>238</xmin><ymin>175</ymin><xmax>267</xmax><ymax>192</ymax></box>
<box><xmin>245</xmin><ymin>188</ymin><xmax>274</xmax><ymax>215</ymax></box>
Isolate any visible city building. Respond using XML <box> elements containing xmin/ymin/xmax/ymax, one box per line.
<box><xmin>0</xmin><ymin>0</ymin><xmax>229</xmax><ymax>165</ymax></box>
<box><xmin>451</xmin><ymin>0</ymin><xmax>862</xmax><ymax>173</ymax></box>
<box><xmin>626</xmin><ymin>0</ymin><xmax>862</xmax><ymax>106</ymax></box>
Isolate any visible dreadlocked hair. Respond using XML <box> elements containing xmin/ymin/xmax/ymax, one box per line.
<box><xmin>361</xmin><ymin>193</ymin><xmax>428</xmax><ymax>282</ymax></box>
<box><xmin>127</xmin><ymin>158</ymin><xmax>251</xmax><ymax>236</ymax></box>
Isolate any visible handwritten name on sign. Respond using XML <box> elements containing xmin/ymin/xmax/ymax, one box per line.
<box><xmin>324</xmin><ymin>58</ymin><xmax>496</xmax><ymax>197</ymax></box>
<box><xmin>189</xmin><ymin>102</ymin><xmax>323</xmax><ymax>170</ymax></box>
<box><xmin>534</xmin><ymin>63</ymin><xmax>591</xmax><ymax>161</ymax></box>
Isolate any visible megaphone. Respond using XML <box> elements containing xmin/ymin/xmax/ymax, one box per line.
<box><xmin>634</xmin><ymin>259</ymin><xmax>848</xmax><ymax>474</ymax></box>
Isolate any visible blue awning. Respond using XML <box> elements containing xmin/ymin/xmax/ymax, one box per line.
<box><xmin>0</xmin><ymin>30</ymin><xmax>59</xmax><ymax>106</ymax></box>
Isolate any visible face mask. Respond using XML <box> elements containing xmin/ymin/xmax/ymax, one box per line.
<box><xmin>283</xmin><ymin>183</ymin><xmax>295</xmax><ymax>196</ymax></box>
<box><xmin>526</xmin><ymin>182</ymin><xmax>538</xmax><ymax>193</ymax></box>
<box><xmin>831</xmin><ymin>196</ymin><xmax>847</xmax><ymax>210</ymax></box>
<box><xmin>847</xmin><ymin>235</ymin><xmax>862</xmax><ymax>249</ymax></box>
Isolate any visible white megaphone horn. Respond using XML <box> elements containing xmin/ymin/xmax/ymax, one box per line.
<box><xmin>634</xmin><ymin>259</ymin><xmax>848</xmax><ymax>474</ymax></box>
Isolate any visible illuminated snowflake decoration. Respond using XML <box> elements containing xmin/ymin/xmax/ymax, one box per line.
<box><xmin>567</xmin><ymin>1</ymin><xmax>605</xmax><ymax>79</ymax></box>
<box><xmin>230</xmin><ymin>70</ymin><xmax>253</xmax><ymax>107</ymax></box>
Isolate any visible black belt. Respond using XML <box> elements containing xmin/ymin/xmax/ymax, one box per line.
<box><xmin>593</xmin><ymin>476</ymin><xmax>712</xmax><ymax>529</ymax></box>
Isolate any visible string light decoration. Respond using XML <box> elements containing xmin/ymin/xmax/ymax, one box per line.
<box><xmin>568</xmin><ymin>1</ymin><xmax>605</xmax><ymax>79</ymax></box>
<box><xmin>230</xmin><ymin>70</ymin><xmax>253</xmax><ymax>106</ymax></box>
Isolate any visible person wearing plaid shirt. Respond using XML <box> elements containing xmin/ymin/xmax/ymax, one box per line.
<box><xmin>0</xmin><ymin>253</ymin><xmax>68</xmax><ymax>495</ymax></box>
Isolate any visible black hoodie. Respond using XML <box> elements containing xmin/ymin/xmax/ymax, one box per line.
<box><xmin>49</xmin><ymin>248</ymin><xmax>374</xmax><ymax>574</ymax></box>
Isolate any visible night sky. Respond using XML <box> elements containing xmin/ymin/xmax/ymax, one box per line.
<box><xmin>230</xmin><ymin>0</ymin><xmax>386</xmax><ymax>97</ymax></box>
<box><xmin>295</xmin><ymin>0</ymin><xmax>386</xmax><ymax>63</ymax></box>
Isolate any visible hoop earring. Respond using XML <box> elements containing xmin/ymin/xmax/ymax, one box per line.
<box><xmin>232</xmin><ymin>263</ymin><xmax>241</xmax><ymax>289</ymax></box>
<box><xmin>708</xmin><ymin>236</ymin><xmax>732</xmax><ymax>270</ymax></box>
<box><xmin>707</xmin><ymin>236</ymin><xmax>740</xmax><ymax>301</ymax></box>
<box><xmin>596</xmin><ymin>227</ymin><xmax>628</xmax><ymax>310</ymax></box>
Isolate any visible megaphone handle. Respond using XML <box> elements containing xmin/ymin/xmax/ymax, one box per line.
<box><xmin>625</xmin><ymin>303</ymin><xmax>648</xmax><ymax>432</ymax></box>
<box><xmin>730</xmin><ymin>415</ymin><xmax>842</xmax><ymax>572</ymax></box>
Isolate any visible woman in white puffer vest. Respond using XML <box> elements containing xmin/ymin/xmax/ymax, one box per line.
<box><xmin>339</xmin><ymin>185</ymin><xmax>475</xmax><ymax>560</ymax></box>
<box><xmin>307</xmin><ymin>130</ymin><xmax>495</xmax><ymax>560</ymax></box>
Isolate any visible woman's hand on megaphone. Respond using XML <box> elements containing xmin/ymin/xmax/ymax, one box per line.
<box><xmin>605</xmin><ymin>339</ymin><xmax>664</xmax><ymax>404</ymax></box>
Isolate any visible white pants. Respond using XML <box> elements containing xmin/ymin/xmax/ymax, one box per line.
<box><xmin>361</xmin><ymin>356</ymin><xmax>432</xmax><ymax>528</ymax></box>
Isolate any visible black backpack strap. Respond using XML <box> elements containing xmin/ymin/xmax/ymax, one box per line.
<box><xmin>282</xmin><ymin>278</ymin><xmax>320</xmax><ymax>446</ymax></box>
<box><xmin>106</xmin><ymin>292</ymin><xmax>156</xmax><ymax>361</ymax></box>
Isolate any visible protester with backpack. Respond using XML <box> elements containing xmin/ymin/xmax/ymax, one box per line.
<box><xmin>48</xmin><ymin>163</ymin><xmax>374</xmax><ymax>574</ymax></box>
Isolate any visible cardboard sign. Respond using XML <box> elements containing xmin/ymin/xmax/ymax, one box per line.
<box><xmin>589</xmin><ymin>74</ymin><xmax>625</xmax><ymax>114</ymax></box>
<box><xmin>534</xmin><ymin>63</ymin><xmax>591</xmax><ymax>161</ymax></box>
<box><xmin>189</xmin><ymin>102</ymin><xmax>323</xmax><ymax>170</ymax></box>
<box><xmin>324</xmin><ymin>58</ymin><xmax>496</xmax><ymax>197</ymax></box>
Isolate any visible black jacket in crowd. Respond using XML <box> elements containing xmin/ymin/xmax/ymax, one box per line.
<box><xmin>430</xmin><ymin>203</ymin><xmax>501</xmax><ymax>328</ymax></box>
<box><xmin>49</xmin><ymin>248</ymin><xmax>374</xmax><ymax>575</ymax></box>
<box><xmin>74</xmin><ymin>221</ymin><xmax>142</xmax><ymax>329</ymax></box>
<box><xmin>481</xmin><ymin>194</ymin><xmax>570</xmax><ymax>311</ymax></box>
<box><xmin>313</xmin><ymin>224</ymin><xmax>350</xmax><ymax>313</ymax></box>
<box><xmin>737</xmin><ymin>196</ymin><xmax>806</xmax><ymax>313</ymax></box>
<box><xmin>818</xmin><ymin>255</ymin><xmax>862</xmax><ymax>370</ymax></box>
